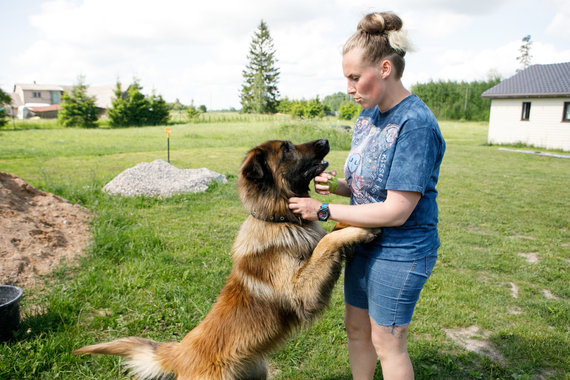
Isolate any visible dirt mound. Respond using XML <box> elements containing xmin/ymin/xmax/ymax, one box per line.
<box><xmin>0</xmin><ymin>172</ymin><xmax>91</xmax><ymax>287</ymax></box>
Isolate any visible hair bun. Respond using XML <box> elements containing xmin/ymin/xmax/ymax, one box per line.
<box><xmin>357</xmin><ymin>12</ymin><xmax>402</xmax><ymax>34</ymax></box>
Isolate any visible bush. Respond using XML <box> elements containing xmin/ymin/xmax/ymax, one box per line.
<box><xmin>338</xmin><ymin>101</ymin><xmax>361</xmax><ymax>120</ymax></box>
<box><xmin>277</xmin><ymin>97</ymin><xmax>326</xmax><ymax>119</ymax></box>
<box><xmin>187</xmin><ymin>102</ymin><xmax>201</xmax><ymax>121</ymax></box>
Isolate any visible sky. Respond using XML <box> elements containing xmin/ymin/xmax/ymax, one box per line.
<box><xmin>1</xmin><ymin>0</ymin><xmax>569</xmax><ymax>110</ymax></box>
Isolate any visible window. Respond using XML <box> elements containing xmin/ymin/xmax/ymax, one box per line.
<box><xmin>521</xmin><ymin>102</ymin><xmax>531</xmax><ymax>121</ymax></box>
<box><xmin>51</xmin><ymin>91</ymin><xmax>60</xmax><ymax>104</ymax></box>
<box><xmin>32</xmin><ymin>91</ymin><xmax>41</xmax><ymax>98</ymax></box>
<box><xmin>563</xmin><ymin>102</ymin><xmax>570</xmax><ymax>122</ymax></box>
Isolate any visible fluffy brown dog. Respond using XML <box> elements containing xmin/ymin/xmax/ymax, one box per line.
<box><xmin>74</xmin><ymin>139</ymin><xmax>378</xmax><ymax>379</ymax></box>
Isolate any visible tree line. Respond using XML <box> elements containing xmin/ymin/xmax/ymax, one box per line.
<box><xmin>411</xmin><ymin>79</ymin><xmax>501</xmax><ymax>121</ymax></box>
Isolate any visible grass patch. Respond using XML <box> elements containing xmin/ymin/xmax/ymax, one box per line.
<box><xmin>0</xmin><ymin>118</ymin><xmax>568</xmax><ymax>379</ymax></box>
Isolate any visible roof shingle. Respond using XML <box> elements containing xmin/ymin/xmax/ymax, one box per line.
<box><xmin>481</xmin><ymin>62</ymin><xmax>570</xmax><ymax>98</ymax></box>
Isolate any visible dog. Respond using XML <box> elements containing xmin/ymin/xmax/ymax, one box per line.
<box><xmin>74</xmin><ymin>139</ymin><xmax>379</xmax><ymax>379</ymax></box>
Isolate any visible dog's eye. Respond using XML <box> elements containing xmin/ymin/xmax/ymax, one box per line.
<box><xmin>282</xmin><ymin>142</ymin><xmax>294</xmax><ymax>154</ymax></box>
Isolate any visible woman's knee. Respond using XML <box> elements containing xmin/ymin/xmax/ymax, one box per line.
<box><xmin>370</xmin><ymin>323</ymin><xmax>409</xmax><ymax>359</ymax></box>
<box><xmin>344</xmin><ymin>304</ymin><xmax>371</xmax><ymax>340</ymax></box>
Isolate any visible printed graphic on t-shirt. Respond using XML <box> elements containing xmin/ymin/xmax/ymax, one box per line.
<box><xmin>345</xmin><ymin>119</ymin><xmax>400</xmax><ymax>204</ymax></box>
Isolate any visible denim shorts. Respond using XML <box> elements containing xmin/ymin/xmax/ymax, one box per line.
<box><xmin>344</xmin><ymin>247</ymin><xmax>437</xmax><ymax>326</ymax></box>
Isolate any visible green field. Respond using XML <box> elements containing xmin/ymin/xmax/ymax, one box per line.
<box><xmin>0</xmin><ymin>116</ymin><xmax>568</xmax><ymax>379</ymax></box>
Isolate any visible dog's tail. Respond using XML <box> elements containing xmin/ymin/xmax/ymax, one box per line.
<box><xmin>73</xmin><ymin>337</ymin><xmax>178</xmax><ymax>379</ymax></box>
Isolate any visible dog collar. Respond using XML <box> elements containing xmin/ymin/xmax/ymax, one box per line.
<box><xmin>250</xmin><ymin>210</ymin><xmax>303</xmax><ymax>225</ymax></box>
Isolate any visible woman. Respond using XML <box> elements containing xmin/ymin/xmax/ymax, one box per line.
<box><xmin>288</xmin><ymin>12</ymin><xmax>445</xmax><ymax>380</ymax></box>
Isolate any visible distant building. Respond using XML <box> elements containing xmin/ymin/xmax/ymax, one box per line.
<box><xmin>9</xmin><ymin>83</ymin><xmax>124</xmax><ymax>119</ymax></box>
<box><xmin>481</xmin><ymin>62</ymin><xmax>570</xmax><ymax>151</ymax></box>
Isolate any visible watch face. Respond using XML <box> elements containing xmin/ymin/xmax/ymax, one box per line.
<box><xmin>317</xmin><ymin>205</ymin><xmax>330</xmax><ymax>221</ymax></box>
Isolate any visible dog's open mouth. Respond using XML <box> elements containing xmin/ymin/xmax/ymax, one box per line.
<box><xmin>303</xmin><ymin>159</ymin><xmax>329</xmax><ymax>179</ymax></box>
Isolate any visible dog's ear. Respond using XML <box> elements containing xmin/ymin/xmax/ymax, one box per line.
<box><xmin>241</xmin><ymin>148</ymin><xmax>271</xmax><ymax>182</ymax></box>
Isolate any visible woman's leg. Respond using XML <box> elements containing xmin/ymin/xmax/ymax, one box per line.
<box><xmin>345</xmin><ymin>304</ymin><xmax>378</xmax><ymax>380</ymax></box>
<box><xmin>370</xmin><ymin>321</ymin><xmax>413</xmax><ymax>380</ymax></box>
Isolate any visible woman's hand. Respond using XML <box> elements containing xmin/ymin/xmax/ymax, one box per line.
<box><xmin>314</xmin><ymin>170</ymin><xmax>335</xmax><ymax>195</ymax></box>
<box><xmin>288</xmin><ymin>197</ymin><xmax>323</xmax><ymax>221</ymax></box>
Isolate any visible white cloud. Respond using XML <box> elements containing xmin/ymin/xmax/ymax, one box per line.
<box><xmin>2</xmin><ymin>0</ymin><xmax>569</xmax><ymax>109</ymax></box>
<box><xmin>545</xmin><ymin>0</ymin><xmax>570</xmax><ymax>39</ymax></box>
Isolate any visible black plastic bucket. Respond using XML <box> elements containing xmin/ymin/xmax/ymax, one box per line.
<box><xmin>0</xmin><ymin>285</ymin><xmax>23</xmax><ymax>341</ymax></box>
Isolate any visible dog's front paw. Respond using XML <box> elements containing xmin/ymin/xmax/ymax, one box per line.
<box><xmin>325</xmin><ymin>226</ymin><xmax>380</xmax><ymax>246</ymax></box>
<box><xmin>349</xmin><ymin>226</ymin><xmax>381</xmax><ymax>245</ymax></box>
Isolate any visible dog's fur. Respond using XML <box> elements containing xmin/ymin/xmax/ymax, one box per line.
<box><xmin>74</xmin><ymin>139</ymin><xmax>378</xmax><ymax>379</ymax></box>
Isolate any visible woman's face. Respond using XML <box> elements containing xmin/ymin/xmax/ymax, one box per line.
<box><xmin>342</xmin><ymin>47</ymin><xmax>385</xmax><ymax>110</ymax></box>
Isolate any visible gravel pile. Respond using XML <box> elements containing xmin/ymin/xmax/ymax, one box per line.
<box><xmin>103</xmin><ymin>159</ymin><xmax>227</xmax><ymax>197</ymax></box>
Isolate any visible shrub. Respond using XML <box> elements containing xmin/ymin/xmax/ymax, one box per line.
<box><xmin>338</xmin><ymin>101</ymin><xmax>361</xmax><ymax>120</ymax></box>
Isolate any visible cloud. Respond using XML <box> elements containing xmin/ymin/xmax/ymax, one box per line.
<box><xmin>545</xmin><ymin>0</ymin><xmax>570</xmax><ymax>39</ymax></box>
<box><xmin>3</xmin><ymin>0</ymin><xmax>569</xmax><ymax>109</ymax></box>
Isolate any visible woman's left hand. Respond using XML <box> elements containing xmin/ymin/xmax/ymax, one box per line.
<box><xmin>288</xmin><ymin>197</ymin><xmax>323</xmax><ymax>221</ymax></box>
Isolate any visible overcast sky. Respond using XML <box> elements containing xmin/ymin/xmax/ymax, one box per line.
<box><xmin>1</xmin><ymin>0</ymin><xmax>569</xmax><ymax>110</ymax></box>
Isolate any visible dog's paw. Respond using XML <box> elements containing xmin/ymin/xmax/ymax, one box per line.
<box><xmin>325</xmin><ymin>226</ymin><xmax>380</xmax><ymax>247</ymax></box>
<box><xmin>347</xmin><ymin>226</ymin><xmax>381</xmax><ymax>244</ymax></box>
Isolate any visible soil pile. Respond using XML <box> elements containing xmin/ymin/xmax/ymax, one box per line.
<box><xmin>0</xmin><ymin>172</ymin><xmax>91</xmax><ymax>287</ymax></box>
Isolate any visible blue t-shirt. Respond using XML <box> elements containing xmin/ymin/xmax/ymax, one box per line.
<box><xmin>344</xmin><ymin>94</ymin><xmax>445</xmax><ymax>260</ymax></box>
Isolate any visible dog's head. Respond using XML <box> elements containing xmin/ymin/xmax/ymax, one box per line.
<box><xmin>238</xmin><ymin>139</ymin><xmax>330</xmax><ymax>215</ymax></box>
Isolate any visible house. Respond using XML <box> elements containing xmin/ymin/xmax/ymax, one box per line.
<box><xmin>481</xmin><ymin>62</ymin><xmax>570</xmax><ymax>151</ymax></box>
<box><xmin>9</xmin><ymin>83</ymin><xmax>124</xmax><ymax>119</ymax></box>
<box><xmin>11</xmin><ymin>83</ymin><xmax>65</xmax><ymax>119</ymax></box>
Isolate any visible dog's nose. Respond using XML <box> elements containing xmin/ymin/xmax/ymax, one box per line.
<box><xmin>315</xmin><ymin>139</ymin><xmax>329</xmax><ymax>149</ymax></box>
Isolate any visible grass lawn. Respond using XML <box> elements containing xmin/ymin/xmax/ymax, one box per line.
<box><xmin>0</xmin><ymin>116</ymin><xmax>568</xmax><ymax>379</ymax></box>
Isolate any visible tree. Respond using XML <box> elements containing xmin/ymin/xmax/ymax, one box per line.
<box><xmin>187</xmin><ymin>100</ymin><xmax>201</xmax><ymax>121</ymax></box>
<box><xmin>147</xmin><ymin>92</ymin><xmax>169</xmax><ymax>126</ymax></box>
<box><xmin>58</xmin><ymin>76</ymin><xmax>98</xmax><ymax>128</ymax></box>
<box><xmin>108</xmin><ymin>79</ymin><xmax>169</xmax><ymax>127</ymax></box>
<box><xmin>338</xmin><ymin>101</ymin><xmax>362</xmax><ymax>120</ymax></box>
<box><xmin>411</xmin><ymin>79</ymin><xmax>500</xmax><ymax>121</ymax></box>
<box><xmin>0</xmin><ymin>88</ymin><xmax>11</xmax><ymax>128</ymax></box>
<box><xmin>323</xmin><ymin>92</ymin><xmax>353</xmax><ymax>111</ymax></box>
<box><xmin>516</xmin><ymin>35</ymin><xmax>532</xmax><ymax>72</ymax></box>
<box><xmin>240</xmin><ymin>20</ymin><xmax>280</xmax><ymax>113</ymax></box>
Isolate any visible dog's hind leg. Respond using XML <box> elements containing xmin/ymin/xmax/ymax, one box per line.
<box><xmin>236</xmin><ymin>358</ymin><xmax>268</xmax><ymax>380</ymax></box>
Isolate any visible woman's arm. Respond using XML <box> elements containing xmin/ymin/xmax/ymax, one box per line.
<box><xmin>288</xmin><ymin>190</ymin><xmax>421</xmax><ymax>228</ymax></box>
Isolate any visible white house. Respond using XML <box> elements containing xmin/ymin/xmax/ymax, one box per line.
<box><xmin>9</xmin><ymin>83</ymin><xmax>125</xmax><ymax>119</ymax></box>
<box><xmin>481</xmin><ymin>62</ymin><xmax>570</xmax><ymax>151</ymax></box>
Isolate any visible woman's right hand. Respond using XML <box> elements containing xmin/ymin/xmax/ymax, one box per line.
<box><xmin>314</xmin><ymin>170</ymin><xmax>336</xmax><ymax>195</ymax></box>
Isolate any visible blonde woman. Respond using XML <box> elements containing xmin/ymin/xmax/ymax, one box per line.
<box><xmin>289</xmin><ymin>12</ymin><xmax>445</xmax><ymax>380</ymax></box>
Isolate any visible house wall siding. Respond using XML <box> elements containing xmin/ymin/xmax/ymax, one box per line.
<box><xmin>487</xmin><ymin>97</ymin><xmax>570</xmax><ymax>151</ymax></box>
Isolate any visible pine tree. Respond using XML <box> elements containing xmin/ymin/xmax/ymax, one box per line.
<box><xmin>240</xmin><ymin>20</ymin><xmax>280</xmax><ymax>113</ymax></box>
<box><xmin>108</xmin><ymin>79</ymin><xmax>169</xmax><ymax>127</ymax></box>
<box><xmin>58</xmin><ymin>76</ymin><xmax>98</xmax><ymax>128</ymax></box>
<box><xmin>516</xmin><ymin>35</ymin><xmax>532</xmax><ymax>72</ymax></box>
<box><xmin>0</xmin><ymin>88</ymin><xmax>12</xmax><ymax>128</ymax></box>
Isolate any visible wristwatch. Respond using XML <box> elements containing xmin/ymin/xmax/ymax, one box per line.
<box><xmin>317</xmin><ymin>203</ymin><xmax>330</xmax><ymax>222</ymax></box>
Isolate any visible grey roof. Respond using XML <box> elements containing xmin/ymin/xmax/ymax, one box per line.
<box><xmin>86</xmin><ymin>85</ymin><xmax>125</xmax><ymax>109</ymax></box>
<box><xmin>481</xmin><ymin>62</ymin><xmax>570</xmax><ymax>98</ymax></box>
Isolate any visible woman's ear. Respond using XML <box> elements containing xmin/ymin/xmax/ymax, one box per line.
<box><xmin>380</xmin><ymin>59</ymin><xmax>392</xmax><ymax>79</ymax></box>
